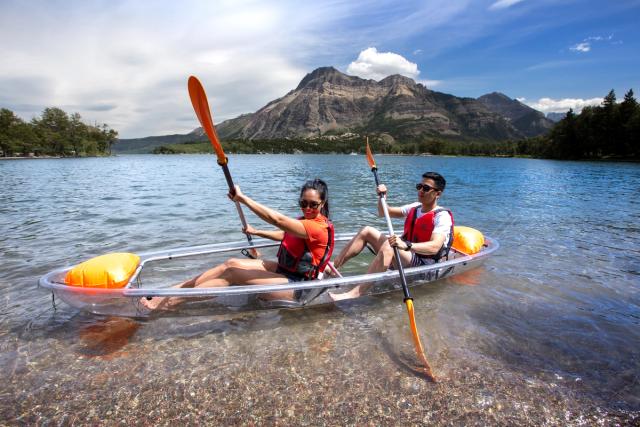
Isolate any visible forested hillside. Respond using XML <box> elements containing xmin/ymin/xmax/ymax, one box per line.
<box><xmin>0</xmin><ymin>107</ymin><xmax>117</xmax><ymax>157</ymax></box>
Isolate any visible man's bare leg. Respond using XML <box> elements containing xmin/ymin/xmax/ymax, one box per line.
<box><xmin>333</xmin><ymin>226</ymin><xmax>386</xmax><ymax>269</ymax></box>
<box><xmin>331</xmin><ymin>239</ymin><xmax>412</xmax><ymax>301</ymax></box>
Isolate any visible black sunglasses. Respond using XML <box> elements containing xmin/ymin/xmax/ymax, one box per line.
<box><xmin>299</xmin><ymin>200</ymin><xmax>321</xmax><ymax>209</ymax></box>
<box><xmin>416</xmin><ymin>183</ymin><xmax>439</xmax><ymax>192</ymax></box>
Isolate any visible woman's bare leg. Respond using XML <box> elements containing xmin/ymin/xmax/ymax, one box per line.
<box><xmin>140</xmin><ymin>258</ymin><xmax>282</xmax><ymax>310</ymax></box>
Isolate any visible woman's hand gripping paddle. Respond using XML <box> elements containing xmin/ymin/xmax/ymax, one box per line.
<box><xmin>187</xmin><ymin>76</ymin><xmax>260</xmax><ymax>259</ymax></box>
<box><xmin>365</xmin><ymin>139</ymin><xmax>436</xmax><ymax>381</ymax></box>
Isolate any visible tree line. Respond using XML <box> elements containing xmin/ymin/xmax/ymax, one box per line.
<box><xmin>0</xmin><ymin>107</ymin><xmax>118</xmax><ymax>157</ymax></box>
<box><xmin>154</xmin><ymin>89</ymin><xmax>638</xmax><ymax>160</ymax></box>
<box><xmin>540</xmin><ymin>89</ymin><xmax>639</xmax><ymax>159</ymax></box>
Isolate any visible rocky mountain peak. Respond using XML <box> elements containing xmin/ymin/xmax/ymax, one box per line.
<box><xmin>478</xmin><ymin>92</ymin><xmax>555</xmax><ymax>137</ymax></box>
<box><xmin>212</xmin><ymin>66</ymin><xmax>553</xmax><ymax>141</ymax></box>
<box><xmin>296</xmin><ymin>66</ymin><xmax>357</xmax><ymax>90</ymax></box>
<box><xmin>478</xmin><ymin>92</ymin><xmax>533</xmax><ymax>117</ymax></box>
<box><xmin>379</xmin><ymin>74</ymin><xmax>418</xmax><ymax>87</ymax></box>
<box><xmin>480</xmin><ymin>91</ymin><xmax>513</xmax><ymax>102</ymax></box>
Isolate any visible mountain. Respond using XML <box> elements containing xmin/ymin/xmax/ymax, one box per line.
<box><xmin>115</xmin><ymin>67</ymin><xmax>555</xmax><ymax>153</ymax></box>
<box><xmin>216</xmin><ymin>67</ymin><xmax>528</xmax><ymax>141</ymax></box>
<box><xmin>546</xmin><ymin>112</ymin><xmax>566</xmax><ymax>122</ymax></box>
<box><xmin>476</xmin><ymin>92</ymin><xmax>555</xmax><ymax>137</ymax></box>
<box><xmin>114</xmin><ymin>129</ymin><xmax>205</xmax><ymax>154</ymax></box>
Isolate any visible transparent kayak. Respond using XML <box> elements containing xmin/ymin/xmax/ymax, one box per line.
<box><xmin>38</xmin><ymin>233</ymin><xmax>498</xmax><ymax>317</ymax></box>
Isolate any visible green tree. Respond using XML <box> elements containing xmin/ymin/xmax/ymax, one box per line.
<box><xmin>619</xmin><ymin>90</ymin><xmax>638</xmax><ymax>156</ymax></box>
<box><xmin>34</xmin><ymin>107</ymin><xmax>71</xmax><ymax>154</ymax></box>
<box><xmin>602</xmin><ymin>89</ymin><xmax>623</xmax><ymax>155</ymax></box>
<box><xmin>627</xmin><ymin>109</ymin><xmax>640</xmax><ymax>158</ymax></box>
<box><xmin>0</xmin><ymin>108</ymin><xmax>24</xmax><ymax>156</ymax></box>
<box><xmin>68</xmin><ymin>112</ymin><xmax>88</xmax><ymax>156</ymax></box>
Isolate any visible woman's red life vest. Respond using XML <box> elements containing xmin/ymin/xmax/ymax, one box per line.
<box><xmin>277</xmin><ymin>217</ymin><xmax>334</xmax><ymax>280</ymax></box>
<box><xmin>402</xmin><ymin>206</ymin><xmax>454</xmax><ymax>260</ymax></box>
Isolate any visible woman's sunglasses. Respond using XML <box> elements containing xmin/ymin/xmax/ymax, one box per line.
<box><xmin>299</xmin><ymin>200</ymin><xmax>321</xmax><ymax>209</ymax></box>
<box><xmin>416</xmin><ymin>183</ymin><xmax>439</xmax><ymax>192</ymax></box>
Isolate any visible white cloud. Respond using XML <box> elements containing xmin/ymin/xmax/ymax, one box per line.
<box><xmin>522</xmin><ymin>97</ymin><xmax>603</xmax><ymax>113</ymax></box>
<box><xmin>586</xmin><ymin>34</ymin><xmax>613</xmax><ymax>42</ymax></box>
<box><xmin>570</xmin><ymin>42</ymin><xmax>591</xmax><ymax>53</ymax></box>
<box><xmin>489</xmin><ymin>0</ymin><xmax>525</xmax><ymax>10</ymax></box>
<box><xmin>0</xmin><ymin>0</ymin><xmax>348</xmax><ymax>138</ymax></box>
<box><xmin>569</xmin><ymin>34</ymin><xmax>620</xmax><ymax>54</ymax></box>
<box><xmin>347</xmin><ymin>47</ymin><xmax>419</xmax><ymax>81</ymax></box>
<box><xmin>418</xmin><ymin>79</ymin><xmax>443</xmax><ymax>88</ymax></box>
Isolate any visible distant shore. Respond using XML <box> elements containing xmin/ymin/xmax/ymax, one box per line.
<box><xmin>0</xmin><ymin>155</ymin><xmax>62</xmax><ymax>160</ymax></box>
<box><xmin>3</xmin><ymin>153</ymin><xmax>638</xmax><ymax>162</ymax></box>
<box><xmin>0</xmin><ymin>155</ymin><xmax>114</xmax><ymax>160</ymax></box>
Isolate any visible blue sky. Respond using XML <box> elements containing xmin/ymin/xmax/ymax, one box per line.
<box><xmin>1</xmin><ymin>0</ymin><xmax>638</xmax><ymax>138</ymax></box>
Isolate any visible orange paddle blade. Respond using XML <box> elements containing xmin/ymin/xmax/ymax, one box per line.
<box><xmin>187</xmin><ymin>76</ymin><xmax>227</xmax><ymax>164</ymax></box>
<box><xmin>365</xmin><ymin>137</ymin><xmax>376</xmax><ymax>169</ymax></box>
<box><xmin>405</xmin><ymin>299</ymin><xmax>437</xmax><ymax>381</ymax></box>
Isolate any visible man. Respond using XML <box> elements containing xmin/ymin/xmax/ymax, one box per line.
<box><xmin>330</xmin><ymin>172</ymin><xmax>453</xmax><ymax>300</ymax></box>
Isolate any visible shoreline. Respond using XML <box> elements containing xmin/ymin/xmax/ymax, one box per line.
<box><xmin>0</xmin><ymin>155</ymin><xmax>114</xmax><ymax>160</ymax></box>
<box><xmin>3</xmin><ymin>153</ymin><xmax>639</xmax><ymax>162</ymax></box>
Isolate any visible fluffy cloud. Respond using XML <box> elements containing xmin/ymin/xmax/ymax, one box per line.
<box><xmin>347</xmin><ymin>48</ymin><xmax>420</xmax><ymax>81</ymax></box>
<box><xmin>0</xmin><ymin>1</ymin><xmax>345</xmax><ymax>138</ymax></box>
<box><xmin>489</xmin><ymin>0</ymin><xmax>525</xmax><ymax>10</ymax></box>
<box><xmin>522</xmin><ymin>97</ymin><xmax>603</xmax><ymax>113</ymax></box>
<box><xmin>570</xmin><ymin>42</ymin><xmax>591</xmax><ymax>53</ymax></box>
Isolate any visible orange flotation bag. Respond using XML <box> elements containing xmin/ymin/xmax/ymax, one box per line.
<box><xmin>64</xmin><ymin>252</ymin><xmax>140</xmax><ymax>288</ymax></box>
<box><xmin>452</xmin><ymin>226</ymin><xmax>485</xmax><ymax>255</ymax></box>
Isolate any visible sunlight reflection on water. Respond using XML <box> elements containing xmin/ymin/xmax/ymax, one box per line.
<box><xmin>1</xmin><ymin>155</ymin><xmax>639</xmax><ymax>424</ymax></box>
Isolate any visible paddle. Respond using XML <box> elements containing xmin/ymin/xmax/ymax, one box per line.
<box><xmin>365</xmin><ymin>138</ymin><xmax>436</xmax><ymax>381</ymax></box>
<box><xmin>187</xmin><ymin>75</ymin><xmax>260</xmax><ymax>259</ymax></box>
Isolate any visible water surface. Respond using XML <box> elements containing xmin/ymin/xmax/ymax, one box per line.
<box><xmin>1</xmin><ymin>155</ymin><xmax>639</xmax><ymax>425</ymax></box>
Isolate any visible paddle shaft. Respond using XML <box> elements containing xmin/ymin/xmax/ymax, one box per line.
<box><xmin>371</xmin><ymin>167</ymin><xmax>412</xmax><ymax>301</ymax></box>
<box><xmin>218</xmin><ymin>159</ymin><xmax>253</xmax><ymax>245</ymax></box>
<box><xmin>188</xmin><ymin>76</ymin><xmax>257</xmax><ymax>256</ymax></box>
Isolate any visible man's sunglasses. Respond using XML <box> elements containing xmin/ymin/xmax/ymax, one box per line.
<box><xmin>299</xmin><ymin>200</ymin><xmax>322</xmax><ymax>209</ymax></box>
<box><xmin>416</xmin><ymin>183</ymin><xmax>439</xmax><ymax>192</ymax></box>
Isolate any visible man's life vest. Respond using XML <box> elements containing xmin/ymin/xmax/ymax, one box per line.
<box><xmin>402</xmin><ymin>206</ymin><xmax>454</xmax><ymax>261</ymax></box>
<box><xmin>277</xmin><ymin>217</ymin><xmax>334</xmax><ymax>280</ymax></box>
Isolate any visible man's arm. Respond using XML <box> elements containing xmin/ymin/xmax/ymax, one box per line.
<box><xmin>408</xmin><ymin>233</ymin><xmax>447</xmax><ymax>256</ymax></box>
<box><xmin>376</xmin><ymin>184</ymin><xmax>404</xmax><ymax>218</ymax></box>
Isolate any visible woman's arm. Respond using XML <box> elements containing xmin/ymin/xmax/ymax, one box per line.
<box><xmin>231</xmin><ymin>186</ymin><xmax>307</xmax><ymax>238</ymax></box>
<box><xmin>244</xmin><ymin>224</ymin><xmax>285</xmax><ymax>241</ymax></box>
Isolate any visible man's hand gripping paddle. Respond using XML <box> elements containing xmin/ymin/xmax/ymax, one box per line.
<box><xmin>187</xmin><ymin>76</ymin><xmax>260</xmax><ymax>259</ymax></box>
<box><xmin>365</xmin><ymin>138</ymin><xmax>436</xmax><ymax>381</ymax></box>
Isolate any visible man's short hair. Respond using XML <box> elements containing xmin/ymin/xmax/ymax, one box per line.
<box><xmin>422</xmin><ymin>172</ymin><xmax>446</xmax><ymax>191</ymax></box>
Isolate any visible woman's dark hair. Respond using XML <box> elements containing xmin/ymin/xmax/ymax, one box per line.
<box><xmin>299</xmin><ymin>178</ymin><xmax>330</xmax><ymax>218</ymax></box>
<box><xmin>422</xmin><ymin>172</ymin><xmax>446</xmax><ymax>191</ymax></box>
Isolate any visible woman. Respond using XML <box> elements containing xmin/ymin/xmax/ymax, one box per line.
<box><xmin>141</xmin><ymin>179</ymin><xmax>334</xmax><ymax>310</ymax></box>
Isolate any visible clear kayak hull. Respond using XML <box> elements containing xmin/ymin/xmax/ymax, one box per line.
<box><xmin>38</xmin><ymin>233</ymin><xmax>499</xmax><ymax>317</ymax></box>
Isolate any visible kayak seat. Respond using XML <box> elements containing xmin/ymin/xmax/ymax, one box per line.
<box><xmin>257</xmin><ymin>298</ymin><xmax>304</xmax><ymax>309</ymax></box>
<box><xmin>256</xmin><ymin>287</ymin><xmax>328</xmax><ymax>309</ymax></box>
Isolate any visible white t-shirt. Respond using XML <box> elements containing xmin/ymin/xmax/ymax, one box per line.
<box><xmin>400</xmin><ymin>202</ymin><xmax>452</xmax><ymax>247</ymax></box>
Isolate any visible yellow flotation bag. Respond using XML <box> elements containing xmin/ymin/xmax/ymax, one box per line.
<box><xmin>452</xmin><ymin>226</ymin><xmax>485</xmax><ymax>255</ymax></box>
<box><xmin>64</xmin><ymin>252</ymin><xmax>140</xmax><ymax>288</ymax></box>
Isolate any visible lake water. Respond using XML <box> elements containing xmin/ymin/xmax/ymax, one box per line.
<box><xmin>1</xmin><ymin>154</ymin><xmax>639</xmax><ymax>425</ymax></box>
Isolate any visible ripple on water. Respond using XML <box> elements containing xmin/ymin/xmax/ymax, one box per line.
<box><xmin>1</xmin><ymin>155</ymin><xmax>639</xmax><ymax>424</ymax></box>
